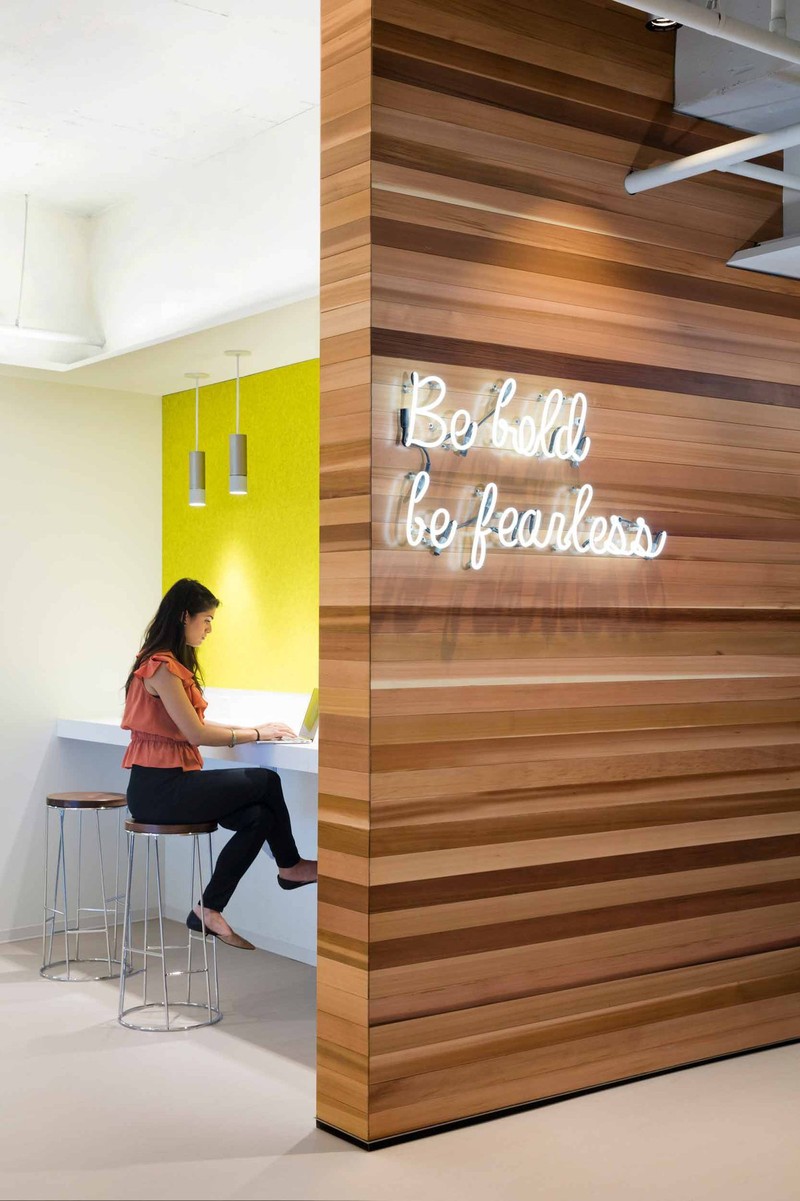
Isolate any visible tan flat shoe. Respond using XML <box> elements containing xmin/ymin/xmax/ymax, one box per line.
<box><xmin>186</xmin><ymin>912</ymin><xmax>255</xmax><ymax>951</ymax></box>
<box><xmin>215</xmin><ymin>928</ymin><xmax>255</xmax><ymax>951</ymax></box>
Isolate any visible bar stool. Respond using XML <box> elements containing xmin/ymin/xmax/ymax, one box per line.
<box><xmin>41</xmin><ymin>792</ymin><xmax>127</xmax><ymax>982</ymax></box>
<box><xmin>118</xmin><ymin>820</ymin><xmax>222</xmax><ymax>1032</ymax></box>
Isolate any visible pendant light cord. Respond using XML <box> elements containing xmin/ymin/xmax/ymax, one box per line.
<box><xmin>15</xmin><ymin>194</ymin><xmax>29</xmax><ymax>329</ymax></box>
<box><xmin>235</xmin><ymin>354</ymin><xmax>240</xmax><ymax>434</ymax></box>
<box><xmin>195</xmin><ymin>382</ymin><xmax>200</xmax><ymax>451</ymax></box>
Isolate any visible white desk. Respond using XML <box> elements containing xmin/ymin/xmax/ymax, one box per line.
<box><xmin>57</xmin><ymin>688</ymin><xmax>318</xmax><ymax>965</ymax></box>
<box><xmin>57</xmin><ymin>687</ymin><xmax>318</xmax><ymax>774</ymax></box>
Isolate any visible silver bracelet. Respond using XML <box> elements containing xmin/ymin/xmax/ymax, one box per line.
<box><xmin>229</xmin><ymin>728</ymin><xmax>237</xmax><ymax>748</ymax></box>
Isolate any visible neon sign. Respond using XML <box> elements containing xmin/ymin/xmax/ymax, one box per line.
<box><xmin>399</xmin><ymin>371</ymin><xmax>666</xmax><ymax>570</ymax></box>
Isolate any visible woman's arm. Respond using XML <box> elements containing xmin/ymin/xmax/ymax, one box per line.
<box><xmin>148</xmin><ymin>664</ymin><xmax>296</xmax><ymax>746</ymax></box>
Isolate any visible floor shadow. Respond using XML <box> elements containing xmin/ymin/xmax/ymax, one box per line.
<box><xmin>1</xmin><ymin>934</ymin><xmax>323</xmax><ymax>1175</ymax></box>
<box><xmin>10</xmin><ymin>922</ymin><xmax>318</xmax><ymax>1071</ymax></box>
<box><xmin>280</xmin><ymin>1129</ymin><xmax>354</xmax><ymax>1157</ymax></box>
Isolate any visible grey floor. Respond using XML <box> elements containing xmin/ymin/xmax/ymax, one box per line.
<box><xmin>1</xmin><ymin>926</ymin><xmax>798</xmax><ymax>1201</ymax></box>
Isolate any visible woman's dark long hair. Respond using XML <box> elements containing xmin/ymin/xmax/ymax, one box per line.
<box><xmin>125</xmin><ymin>578</ymin><xmax>220</xmax><ymax>694</ymax></box>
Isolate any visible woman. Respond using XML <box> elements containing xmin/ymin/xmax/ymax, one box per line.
<box><xmin>122</xmin><ymin>577</ymin><xmax>317</xmax><ymax>951</ymax></box>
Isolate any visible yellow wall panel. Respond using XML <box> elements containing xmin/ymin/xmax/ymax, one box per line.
<box><xmin>163</xmin><ymin>358</ymin><xmax>319</xmax><ymax>691</ymax></box>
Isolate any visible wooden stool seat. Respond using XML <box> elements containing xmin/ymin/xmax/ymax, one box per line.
<box><xmin>47</xmin><ymin>792</ymin><xmax>126</xmax><ymax>809</ymax></box>
<box><xmin>124</xmin><ymin>820</ymin><xmax>218</xmax><ymax>836</ymax></box>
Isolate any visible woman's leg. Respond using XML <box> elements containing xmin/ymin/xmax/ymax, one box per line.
<box><xmin>127</xmin><ymin>765</ymin><xmax>302</xmax><ymax>912</ymax></box>
<box><xmin>195</xmin><ymin>770</ymin><xmax>301</xmax><ymax>911</ymax></box>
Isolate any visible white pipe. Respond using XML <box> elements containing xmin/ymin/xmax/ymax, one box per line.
<box><xmin>616</xmin><ymin>0</ymin><xmax>800</xmax><ymax>66</ymax></box>
<box><xmin>726</xmin><ymin>161</ymin><xmax>800</xmax><ymax>191</ymax></box>
<box><xmin>625</xmin><ymin>121</ymin><xmax>800</xmax><ymax>193</ymax></box>
<box><xmin>770</xmin><ymin>0</ymin><xmax>787</xmax><ymax>36</ymax></box>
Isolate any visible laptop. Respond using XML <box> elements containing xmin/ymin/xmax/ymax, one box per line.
<box><xmin>260</xmin><ymin>688</ymin><xmax>319</xmax><ymax>744</ymax></box>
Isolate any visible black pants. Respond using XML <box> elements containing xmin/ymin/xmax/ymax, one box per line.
<box><xmin>127</xmin><ymin>765</ymin><xmax>300</xmax><ymax>912</ymax></box>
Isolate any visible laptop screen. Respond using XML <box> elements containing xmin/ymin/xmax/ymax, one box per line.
<box><xmin>298</xmin><ymin>688</ymin><xmax>319</xmax><ymax>741</ymax></box>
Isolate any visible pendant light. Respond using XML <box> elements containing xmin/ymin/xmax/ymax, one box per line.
<box><xmin>224</xmin><ymin>349</ymin><xmax>251</xmax><ymax>495</ymax></box>
<box><xmin>185</xmin><ymin>372</ymin><xmax>209</xmax><ymax>507</ymax></box>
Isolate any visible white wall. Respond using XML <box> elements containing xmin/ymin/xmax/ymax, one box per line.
<box><xmin>90</xmin><ymin>107</ymin><xmax>320</xmax><ymax>354</ymax></box>
<box><xmin>0</xmin><ymin>376</ymin><xmax>161</xmax><ymax>939</ymax></box>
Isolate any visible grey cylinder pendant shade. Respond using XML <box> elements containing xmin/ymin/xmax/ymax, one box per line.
<box><xmin>225</xmin><ymin>349</ymin><xmax>251</xmax><ymax>495</ymax></box>
<box><xmin>229</xmin><ymin>433</ymin><xmax>247</xmax><ymax>495</ymax></box>
<box><xmin>189</xmin><ymin>450</ymin><xmax>206</xmax><ymax>507</ymax></box>
<box><xmin>185</xmin><ymin>372</ymin><xmax>209</xmax><ymax>507</ymax></box>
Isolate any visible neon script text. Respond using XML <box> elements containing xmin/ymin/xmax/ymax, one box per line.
<box><xmin>400</xmin><ymin>372</ymin><xmax>667</xmax><ymax>569</ymax></box>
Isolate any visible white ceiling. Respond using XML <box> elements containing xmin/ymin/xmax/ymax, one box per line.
<box><xmin>0</xmin><ymin>0</ymin><xmax>319</xmax><ymax>214</ymax></box>
<box><xmin>0</xmin><ymin>0</ymin><xmax>320</xmax><ymax>372</ymax></box>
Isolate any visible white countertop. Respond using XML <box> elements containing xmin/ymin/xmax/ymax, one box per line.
<box><xmin>57</xmin><ymin>687</ymin><xmax>318</xmax><ymax>775</ymax></box>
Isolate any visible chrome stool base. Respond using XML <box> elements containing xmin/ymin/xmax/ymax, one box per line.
<box><xmin>118</xmin><ymin>1000</ymin><xmax>222</xmax><ymax>1032</ymax></box>
<box><xmin>119</xmin><ymin>821</ymin><xmax>222</xmax><ymax>1033</ymax></box>
<box><xmin>40</xmin><ymin>956</ymin><xmax>124</xmax><ymax>983</ymax></box>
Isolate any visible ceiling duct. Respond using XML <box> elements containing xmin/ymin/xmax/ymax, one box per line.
<box><xmin>674</xmin><ymin>0</ymin><xmax>800</xmax><ymax>133</ymax></box>
<box><xmin>0</xmin><ymin>195</ymin><xmax>104</xmax><ymax>365</ymax></box>
<box><xmin>618</xmin><ymin>0</ymin><xmax>800</xmax><ymax>280</ymax></box>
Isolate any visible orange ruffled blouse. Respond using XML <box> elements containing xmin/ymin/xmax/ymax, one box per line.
<box><xmin>121</xmin><ymin>652</ymin><xmax>207</xmax><ymax>771</ymax></box>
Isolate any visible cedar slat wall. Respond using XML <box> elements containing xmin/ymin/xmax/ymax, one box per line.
<box><xmin>318</xmin><ymin>0</ymin><xmax>373</xmax><ymax>1142</ymax></box>
<box><xmin>319</xmin><ymin>0</ymin><xmax>800</xmax><ymax>1143</ymax></box>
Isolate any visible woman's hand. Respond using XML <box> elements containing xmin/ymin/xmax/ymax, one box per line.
<box><xmin>256</xmin><ymin>722</ymin><xmax>297</xmax><ymax>742</ymax></box>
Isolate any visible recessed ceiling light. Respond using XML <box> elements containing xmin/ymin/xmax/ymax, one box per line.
<box><xmin>646</xmin><ymin>15</ymin><xmax>681</xmax><ymax>30</ymax></box>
